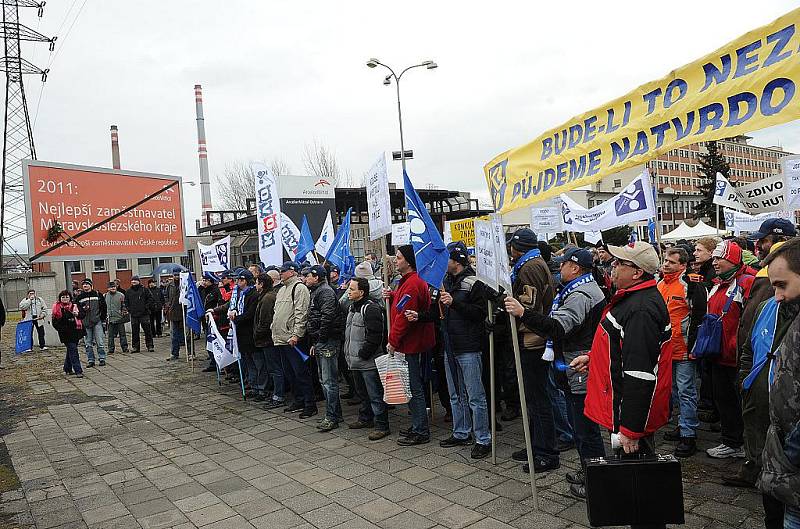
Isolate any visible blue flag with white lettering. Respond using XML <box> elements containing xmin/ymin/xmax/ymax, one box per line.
<box><xmin>296</xmin><ymin>215</ymin><xmax>315</xmax><ymax>263</ymax></box>
<box><xmin>325</xmin><ymin>207</ymin><xmax>355</xmax><ymax>280</ymax></box>
<box><xmin>185</xmin><ymin>273</ymin><xmax>205</xmax><ymax>334</ymax></box>
<box><xmin>404</xmin><ymin>170</ymin><xmax>448</xmax><ymax>288</ymax></box>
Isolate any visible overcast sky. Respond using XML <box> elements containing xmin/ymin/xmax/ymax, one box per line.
<box><xmin>24</xmin><ymin>0</ymin><xmax>800</xmax><ymax>235</ymax></box>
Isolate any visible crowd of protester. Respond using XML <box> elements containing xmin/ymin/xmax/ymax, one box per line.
<box><xmin>9</xmin><ymin>216</ymin><xmax>800</xmax><ymax>527</ymax></box>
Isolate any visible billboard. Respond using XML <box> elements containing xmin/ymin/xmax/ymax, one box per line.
<box><xmin>23</xmin><ymin>160</ymin><xmax>187</xmax><ymax>262</ymax></box>
<box><xmin>277</xmin><ymin>175</ymin><xmax>337</xmax><ymax>260</ymax></box>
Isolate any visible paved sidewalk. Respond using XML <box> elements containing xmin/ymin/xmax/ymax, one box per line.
<box><xmin>0</xmin><ymin>337</ymin><xmax>766</xmax><ymax>529</ymax></box>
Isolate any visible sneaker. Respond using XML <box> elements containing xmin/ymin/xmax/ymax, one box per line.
<box><xmin>471</xmin><ymin>443</ymin><xmax>491</xmax><ymax>459</ymax></box>
<box><xmin>569</xmin><ymin>482</ymin><xmax>586</xmax><ymax>500</ymax></box>
<box><xmin>76</xmin><ymin>373</ymin><xmax>84</xmax><ymax>378</ymax></box>
<box><xmin>663</xmin><ymin>427</ymin><xmax>681</xmax><ymax>442</ymax></box>
<box><xmin>41</xmin><ymin>346</ymin><xmax>48</xmax><ymax>351</ymax></box>
<box><xmin>265</xmin><ymin>400</ymin><xmax>285</xmax><ymax>410</ymax></box>
<box><xmin>397</xmin><ymin>433</ymin><xmax>430</xmax><ymax>446</ymax></box>
<box><xmin>522</xmin><ymin>458</ymin><xmax>560</xmax><ymax>474</ymax></box>
<box><xmin>674</xmin><ymin>437</ymin><xmax>697</xmax><ymax>458</ymax></box>
<box><xmin>299</xmin><ymin>408</ymin><xmax>318</xmax><ymax>419</ymax></box>
<box><xmin>512</xmin><ymin>448</ymin><xmax>527</xmax><ymax>462</ymax></box>
<box><xmin>87</xmin><ymin>362</ymin><xmax>95</xmax><ymax>368</ymax></box>
<box><xmin>166</xmin><ymin>356</ymin><xmax>178</xmax><ymax>362</ymax></box>
<box><xmin>348</xmin><ymin>420</ymin><xmax>375</xmax><ymax>429</ymax></box>
<box><xmin>99</xmin><ymin>360</ymin><xmax>106</xmax><ymax>366</ymax></box>
<box><xmin>317</xmin><ymin>418</ymin><xmax>338</xmax><ymax>431</ymax></box>
<box><xmin>566</xmin><ymin>468</ymin><xmax>585</xmax><ymax>485</ymax></box>
<box><xmin>706</xmin><ymin>443</ymin><xmax>745</xmax><ymax>459</ymax></box>
<box><xmin>283</xmin><ymin>403</ymin><xmax>304</xmax><ymax>413</ymax></box>
<box><xmin>368</xmin><ymin>430</ymin><xmax>391</xmax><ymax>441</ymax></box>
<box><xmin>399</xmin><ymin>427</ymin><xmax>413</xmax><ymax>438</ymax></box>
<box><xmin>439</xmin><ymin>435</ymin><xmax>473</xmax><ymax>448</ymax></box>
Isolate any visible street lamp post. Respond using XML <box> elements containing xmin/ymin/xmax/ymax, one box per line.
<box><xmin>366</xmin><ymin>58</ymin><xmax>437</xmax><ymax>175</ymax></box>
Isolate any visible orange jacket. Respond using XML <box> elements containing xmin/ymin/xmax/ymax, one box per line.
<box><xmin>657</xmin><ymin>270</ymin><xmax>707</xmax><ymax>361</ymax></box>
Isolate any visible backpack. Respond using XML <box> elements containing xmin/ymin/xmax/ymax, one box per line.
<box><xmin>693</xmin><ymin>281</ymin><xmax>738</xmax><ymax>359</ymax></box>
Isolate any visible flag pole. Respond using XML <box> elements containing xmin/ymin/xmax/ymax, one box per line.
<box><xmin>237</xmin><ymin>358</ymin><xmax>246</xmax><ymax>400</ymax></box>
<box><xmin>488</xmin><ymin>299</ymin><xmax>497</xmax><ymax>465</ymax></box>
<box><xmin>508</xmin><ymin>295</ymin><xmax>539</xmax><ymax>509</ymax></box>
<box><xmin>182</xmin><ymin>305</ymin><xmax>189</xmax><ymax>364</ymax></box>
<box><xmin>382</xmin><ymin>251</ymin><xmax>391</xmax><ymax>332</ymax></box>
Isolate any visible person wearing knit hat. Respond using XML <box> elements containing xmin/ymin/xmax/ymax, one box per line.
<box><xmin>387</xmin><ymin>243</ymin><xmax>435</xmax><ymax>446</ymax></box>
<box><xmin>508</xmin><ymin>226</ymin><xmax>559</xmax><ymax>473</ymax></box>
<box><xmin>355</xmin><ymin>261</ymin><xmax>375</xmax><ymax>280</ymax></box>
<box><xmin>703</xmin><ymin>239</ymin><xmax>755</xmax><ymax>460</ymax></box>
<box><xmin>436</xmin><ymin>240</ymin><xmax>492</xmax><ymax>458</ymax></box>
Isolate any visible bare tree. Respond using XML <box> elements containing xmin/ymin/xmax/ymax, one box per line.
<box><xmin>302</xmin><ymin>141</ymin><xmax>341</xmax><ymax>185</ymax></box>
<box><xmin>213</xmin><ymin>158</ymin><xmax>291</xmax><ymax>210</ymax></box>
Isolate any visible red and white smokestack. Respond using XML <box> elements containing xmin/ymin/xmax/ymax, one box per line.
<box><xmin>195</xmin><ymin>84</ymin><xmax>213</xmax><ymax>226</ymax></box>
<box><xmin>110</xmin><ymin>125</ymin><xmax>121</xmax><ymax>170</ymax></box>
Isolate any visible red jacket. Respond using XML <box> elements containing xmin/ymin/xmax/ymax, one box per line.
<box><xmin>388</xmin><ymin>271</ymin><xmax>435</xmax><ymax>354</ymax></box>
<box><xmin>584</xmin><ymin>280</ymin><xmax>673</xmax><ymax>439</ymax></box>
<box><xmin>707</xmin><ymin>269</ymin><xmax>754</xmax><ymax>367</ymax></box>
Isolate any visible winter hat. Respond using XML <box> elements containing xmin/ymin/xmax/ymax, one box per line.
<box><xmin>355</xmin><ymin>261</ymin><xmax>375</xmax><ymax>279</ymax></box>
<box><xmin>510</xmin><ymin>228</ymin><xmax>538</xmax><ymax>252</ymax></box>
<box><xmin>107</xmin><ymin>281</ymin><xmax>116</xmax><ymax>288</ymax></box>
<box><xmin>82</xmin><ymin>278</ymin><xmax>93</xmax><ymax>286</ymax></box>
<box><xmin>447</xmin><ymin>241</ymin><xmax>470</xmax><ymax>266</ymax></box>
<box><xmin>396</xmin><ymin>244</ymin><xmax>417</xmax><ymax>270</ymax></box>
<box><xmin>130</xmin><ymin>275</ymin><xmax>140</xmax><ymax>282</ymax></box>
<box><xmin>712</xmin><ymin>240</ymin><xmax>743</xmax><ymax>265</ymax></box>
<box><xmin>202</xmin><ymin>272</ymin><xmax>218</xmax><ymax>283</ymax></box>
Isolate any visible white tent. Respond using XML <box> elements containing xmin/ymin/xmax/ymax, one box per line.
<box><xmin>661</xmin><ymin>220</ymin><xmax>722</xmax><ymax>241</ymax></box>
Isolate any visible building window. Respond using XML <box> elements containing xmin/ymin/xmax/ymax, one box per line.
<box><xmin>65</xmin><ymin>261</ymin><xmax>82</xmax><ymax>274</ymax></box>
<box><xmin>613</xmin><ymin>179</ymin><xmax>622</xmax><ymax>188</ymax></box>
<box><xmin>158</xmin><ymin>256</ymin><xmax>174</xmax><ymax>265</ymax></box>
<box><xmin>93</xmin><ymin>259</ymin><xmax>107</xmax><ymax>272</ymax></box>
<box><xmin>138</xmin><ymin>257</ymin><xmax>155</xmax><ymax>277</ymax></box>
<box><xmin>116</xmin><ymin>259</ymin><xmax>129</xmax><ymax>270</ymax></box>
<box><xmin>181</xmin><ymin>250</ymin><xmax>195</xmax><ymax>272</ymax></box>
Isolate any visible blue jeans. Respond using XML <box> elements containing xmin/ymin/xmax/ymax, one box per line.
<box><xmin>405</xmin><ymin>353</ymin><xmax>430</xmax><ymax>437</ymax></box>
<box><xmin>672</xmin><ymin>360</ymin><xmax>699</xmax><ymax>438</ymax></box>
<box><xmin>316</xmin><ymin>340</ymin><xmax>342</xmax><ymax>422</ymax></box>
<box><xmin>354</xmin><ymin>369</ymin><xmax>389</xmax><ymax>432</ymax></box>
<box><xmin>265</xmin><ymin>346</ymin><xmax>285</xmax><ymax>401</ymax></box>
<box><xmin>84</xmin><ymin>322</ymin><xmax>106</xmax><ymax>362</ymax></box>
<box><xmin>548</xmin><ymin>367</ymin><xmax>574</xmax><ymax>443</ymax></box>
<box><xmin>786</xmin><ymin>506</ymin><xmax>800</xmax><ymax>529</ymax></box>
<box><xmin>445</xmin><ymin>351</ymin><xmax>491</xmax><ymax>446</ymax></box>
<box><xmin>64</xmin><ymin>342</ymin><xmax>82</xmax><ymax>374</ymax></box>
<box><xmin>280</xmin><ymin>345</ymin><xmax>315</xmax><ymax>411</ymax></box>
<box><xmin>521</xmin><ymin>351</ymin><xmax>559</xmax><ymax>463</ymax></box>
<box><xmin>566</xmin><ymin>392</ymin><xmax>605</xmax><ymax>463</ymax></box>
<box><xmin>170</xmin><ymin>321</ymin><xmax>184</xmax><ymax>358</ymax></box>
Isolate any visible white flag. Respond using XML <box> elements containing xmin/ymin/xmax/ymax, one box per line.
<box><xmin>315</xmin><ymin>210</ymin><xmax>335</xmax><ymax>256</ymax></box>
<box><xmin>366</xmin><ymin>153</ymin><xmax>392</xmax><ymax>240</ymax></box>
<box><xmin>560</xmin><ymin>169</ymin><xmax>657</xmax><ymax>233</ymax></box>
<box><xmin>253</xmin><ymin>162</ymin><xmax>283</xmax><ymax>267</ymax></box>
<box><xmin>178</xmin><ymin>272</ymin><xmax>189</xmax><ymax>306</ymax></box>
<box><xmin>282</xmin><ymin>213</ymin><xmax>317</xmax><ymax>264</ymax></box>
<box><xmin>206</xmin><ymin>314</ymin><xmax>237</xmax><ymax>369</ymax></box>
<box><xmin>197</xmin><ymin>236</ymin><xmax>230</xmax><ymax>273</ymax></box>
<box><xmin>227</xmin><ymin>320</ymin><xmax>241</xmax><ymax>361</ymax></box>
<box><xmin>725</xmin><ymin>207</ymin><xmax>794</xmax><ymax>234</ymax></box>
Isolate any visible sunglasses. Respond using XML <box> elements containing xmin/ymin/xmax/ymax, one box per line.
<box><xmin>612</xmin><ymin>259</ymin><xmax>639</xmax><ymax>270</ymax></box>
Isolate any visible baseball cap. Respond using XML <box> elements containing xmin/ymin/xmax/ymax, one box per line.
<box><xmin>236</xmin><ymin>269</ymin><xmax>254</xmax><ymax>281</ymax></box>
<box><xmin>280</xmin><ymin>261</ymin><xmax>300</xmax><ymax>273</ymax></box>
<box><xmin>751</xmin><ymin>218</ymin><xmax>797</xmax><ymax>240</ymax></box>
<box><xmin>107</xmin><ymin>281</ymin><xmax>116</xmax><ymax>288</ymax></box>
<box><xmin>607</xmin><ymin>241</ymin><xmax>660</xmax><ymax>275</ymax></box>
<box><xmin>309</xmin><ymin>265</ymin><xmax>328</xmax><ymax>279</ymax></box>
<box><xmin>554</xmin><ymin>247</ymin><xmax>594</xmax><ymax>269</ymax></box>
<box><xmin>330</xmin><ymin>265</ymin><xmax>341</xmax><ymax>274</ymax></box>
<box><xmin>447</xmin><ymin>241</ymin><xmax>470</xmax><ymax>266</ymax></box>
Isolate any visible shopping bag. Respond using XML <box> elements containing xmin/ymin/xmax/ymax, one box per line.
<box><xmin>375</xmin><ymin>353</ymin><xmax>412</xmax><ymax>405</ymax></box>
<box><xmin>15</xmin><ymin>320</ymin><xmax>34</xmax><ymax>354</ymax></box>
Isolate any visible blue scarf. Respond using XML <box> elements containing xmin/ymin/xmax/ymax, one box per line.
<box><xmin>236</xmin><ymin>285</ymin><xmax>253</xmax><ymax>314</ymax></box>
<box><xmin>511</xmin><ymin>248</ymin><xmax>541</xmax><ymax>284</ymax></box>
<box><xmin>543</xmin><ymin>273</ymin><xmax>595</xmax><ymax>361</ymax></box>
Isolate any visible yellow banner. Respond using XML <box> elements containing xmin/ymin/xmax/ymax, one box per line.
<box><xmin>449</xmin><ymin>218</ymin><xmax>476</xmax><ymax>247</ymax></box>
<box><xmin>485</xmin><ymin>8</ymin><xmax>800</xmax><ymax>214</ymax></box>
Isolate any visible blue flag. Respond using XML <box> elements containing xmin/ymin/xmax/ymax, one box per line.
<box><xmin>185</xmin><ymin>273</ymin><xmax>205</xmax><ymax>334</ymax></box>
<box><xmin>648</xmin><ymin>219</ymin><xmax>656</xmax><ymax>243</ymax></box>
<box><xmin>325</xmin><ymin>207</ymin><xmax>355</xmax><ymax>280</ymax></box>
<box><xmin>628</xmin><ymin>231</ymin><xmax>638</xmax><ymax>247</ymax></box>
<box><xmin>295</xmin><ymin>215</ymin><xmax>316</xmax><ymax>263</ymax></box>
<box><xmin>15</xmin><ymin>320</ymin><xmax>33</xmax><ymax>354</ymax></box>
<box><xmin>404</xmin><ymin>170</ymin><xmax>448</xmax><ymax>288</ymax></box>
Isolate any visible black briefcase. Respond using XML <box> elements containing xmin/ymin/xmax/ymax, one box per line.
<box><xmin>585</xmin><ymin>454</ymin><xmax>685</xmax><ymax>527</ymax></box>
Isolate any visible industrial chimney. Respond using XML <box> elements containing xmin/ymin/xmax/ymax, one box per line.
<box><xmin>110</xmin><ymin>125</ymin><xmax>121</xmax><ymax>169</ymax></box>
<box><xmin>195</xmin><ymin>84</ymin><xmax>213</xmax><ymax>226</ymax></box>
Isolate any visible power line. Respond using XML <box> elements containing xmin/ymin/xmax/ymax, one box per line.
<box><xmin>46</xmin><ymin>0</ymin><xmax>87</xmax><ymax>69</ymax></box>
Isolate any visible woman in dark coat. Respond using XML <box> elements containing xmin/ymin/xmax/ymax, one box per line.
<box><xmin>51</xmin><ymin>290</ymin><xmax>85</xmax><ymax>377</ymax></box>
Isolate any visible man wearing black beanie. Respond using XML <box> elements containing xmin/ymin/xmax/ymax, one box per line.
<box><xmin>507</xmin><ymin>228</ymin><xmax>559</xmax><ymax>474</ymax></box>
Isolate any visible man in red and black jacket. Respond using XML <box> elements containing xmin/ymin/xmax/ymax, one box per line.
<box><xmin>573</xmin><ymin>241</ymin><xmax>672</xmax><ymax>456</ymax></box>
<box><xmin>384</xmin><ymin>244</ymin><xmax>436</xmax><ymax>446</ymax></box>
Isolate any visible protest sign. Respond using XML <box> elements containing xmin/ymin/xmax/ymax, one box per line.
<box><xmin>782</xmin><ymin>154</ymin><xmax>800</xmax><ymax>211</ymax></box>
<box><xmin>449</xmin><ymin>218</ymin><xmax>477</xmax><ymax>248</ymax></box>
<box><xmin>197</xmin><ymin>236</ymin><xmax>230</xmax><ymax>273</ymax></box>
<box><xmin>366</xmin><ymin>154</ymin><xmax>392</xmax><ymax>240</ymax></box>
<box><xmin>724</xmin><ymin>208</ymin><xmax>794</xmax><ymax>234</ymax></box>
<box><xmin>391</xmin><ymin>223</ymin><xmax>410</xmax><ymax>245</ymax></box>
<box><xmin>714</xmin><ymin>172</ymin><xmax>786</xmax><ymax>213</ymax></box>
<box><xmin>530</xmin><ymin>200</ymin><xmax>564</xmax><ymax>234</ymax></box>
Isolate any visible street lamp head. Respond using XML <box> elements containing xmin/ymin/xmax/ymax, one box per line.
<box><xmin>383</xmin><ymin>75</ymin><xmax>391</xmax><ymax>86</ymax></box>
<box><xmin>366</xmin><ymin>58</ymin><xmax>379</xmax><ymax>68</ymax></box>
<box><xmin>426</xmin><ymin>61</ymin><xmax>438</xmax><ymax>70</ymax></box>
